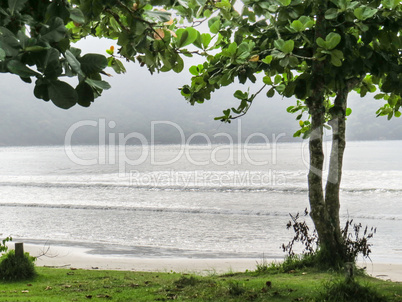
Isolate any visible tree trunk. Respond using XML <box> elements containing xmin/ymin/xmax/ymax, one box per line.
<box><xmin>320</xmin><ymin>87</ymin><xmax>349</xmax><ymax>266</ymax></box>
<box><xmin>306</xmin><ymin>0</ymin><xmax>328</xmax><ymax>258</ymax></box>
<box><xmin>305</xmin><ymin>0</ymin><xmax>348</xmax><ymax>267</ymax></box>
<box><xmin>325</xmin><ymin>87</ymin><xmax>348</xmax><ymax>242</ymax></box>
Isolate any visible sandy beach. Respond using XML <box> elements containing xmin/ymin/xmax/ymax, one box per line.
<box><xmin>13</xmin><ymin>243</ymin><xmax>401</xmax><ymax>282</ymax></box>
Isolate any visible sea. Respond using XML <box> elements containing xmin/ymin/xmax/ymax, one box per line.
<box><xmin>0</xmin><ymin>140</ymin><xmax>401</xmax><ymax>263</ymax></box>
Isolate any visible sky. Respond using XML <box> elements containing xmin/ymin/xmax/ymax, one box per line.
<box><xmin>0</xmin><ymin>37</ymin><xmax>401</xmax><ymax>146</ymax></box>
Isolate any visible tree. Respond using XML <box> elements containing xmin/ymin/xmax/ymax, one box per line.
<box><xmin>1</xmin><ymin>0</ymin><xmax>401</xmax><ymax>268</ymax></box>
<box><xmin>179</xmin><ymin>0</ymin><xmax>402</xmax><ymax>267</ymax></box>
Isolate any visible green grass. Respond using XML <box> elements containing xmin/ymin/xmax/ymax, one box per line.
<box><xmin>0</xmin><ymin>266</ymin><xmax>401</xmax><ymax>301</ymax></box>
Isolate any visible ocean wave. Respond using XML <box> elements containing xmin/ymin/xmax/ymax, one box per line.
<box><xmin>0</xmin><ymin>202</ymin><xmax>288</xmax><ymax>216</ymax></box>
<box><xmin>0</xmin><ymin>180</ymin><xmax>306</xmax><ymax>193</ymax></box>
<box><xmin>0</xmin><ymin>180</ymin><xmax>401</xmax><ymax>195</ymax></box>
<box><xmin>0</xmin><ymin>202</ymin><xmax>400</xmax><ymax>221</ymax></box>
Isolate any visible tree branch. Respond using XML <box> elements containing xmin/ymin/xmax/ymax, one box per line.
<box><xmin>230</xmin><ymin>84</ymin><xmax>267</xmax><ymax>120</ymax></box>
<box><xmin>105</xmin><ymin>8</ymin><xmax>130</xmax><ymax>32</ymax></box>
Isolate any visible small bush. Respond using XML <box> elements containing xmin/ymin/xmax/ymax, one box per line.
<box><xmin>0</xmin><ymin>237</ymin><xmax>12</xmax><ymax>254</ymax></box>
<box><xmin>282</xmin><ymin>209</ymin><xmax>377</xmax><ymax>269</ymax></box>
<box><xmin>316</xmin><ymin>278</ymin><xmax>387</xmax><ymax>302</ymax></box>
<box><xmin>0</xmin><ymin>250</ymin><xmax>36</xmax><ymax>281</ymax></box>
<box><xmin>174</xmin><ymin>275</ymin><xmax>199</xmax><ymax>288</ymax></box>
<box><xmin>255</xmin><ymin>255</ymin><xmax>282</xmax><ymax>273</ymax></box>
<box><xmin>227</xmin><ymin>281</ymin><xmax>246</xmax><ymax>296</ymax></box>
<box><xmin>281</xmin><ymin>253</ymin><xmax>318</xmax><ymax>271</ymax></box>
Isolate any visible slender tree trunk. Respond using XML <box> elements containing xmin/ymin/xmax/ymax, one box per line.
<box><xmin>325</xmin><ymin>87</ymin><xmax>348</xmax><ymax>243</ymax></box>
<box><xmin>305</xmin><ymin>0</ymin><xmax>348</xmax><ymax>267</ymax></box>
<box><xmin>317</xmin><ymin>87</ymin><xmax>349</xmax><ymax>265</ymax></box>
<box><xmin>304</xmin><ymin>0</ymin><xmax>365</xmax><ymax>268</ymax></box>
<box><xmin>306</xmin><ymin>0</ymin><xmax>331</xmax><ymax>261</ymax></box>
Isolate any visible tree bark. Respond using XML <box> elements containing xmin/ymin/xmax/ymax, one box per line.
<box><xmin>325</xmin><ymin>87</ymin><xmax>348</xmax><ymax>241</ymax></box>
<box><xmin>305</xmin><ymin>0</ymin><xmax>349</xmax><ymax>266</ymax></box>
<box><xmin>306</xmin><ymin>0</ymin><xmax>330</xmax><ymax>260</ymax></box>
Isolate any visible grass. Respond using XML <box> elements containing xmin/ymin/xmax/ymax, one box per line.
<box><xmin>0</xmin><ymin>266</ymin><xmax>401</xmax><ymax>301</ymax></box>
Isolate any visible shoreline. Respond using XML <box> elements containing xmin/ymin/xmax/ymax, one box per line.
<box><xmin>12</xmin><ymin>243</ymin><xmax>401</xmax><ymax>282</ymax></box>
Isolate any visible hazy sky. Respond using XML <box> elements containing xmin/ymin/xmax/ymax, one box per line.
<box><xmin>1</xmin><ymin>37</ymin><xmax>401</xmax><ymax>146</ymax></box>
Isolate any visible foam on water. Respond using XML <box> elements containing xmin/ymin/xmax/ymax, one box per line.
<box><xmin>0</xmin><ymin>141</ymin><xmax>401</xmax><ymax>262</ymax></box>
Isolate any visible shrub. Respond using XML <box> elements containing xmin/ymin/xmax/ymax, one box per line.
<box><xmin>0</xmin><ymin>250</ymin><xmax>36</xmax><ymax>281</ymax></box>
<box><xmin>227</xmin><ymin>281</ymin><xmax>246</xmax><ymax>296</ymax></box>
<box><xmin>0</xmin><ymin>237</ymin><xmax>12</xmax><ymax>254</ymax></box>
<box><xmin>174</xmin><ymin>275</ymin><xmax>200</xmax><ymax>288</ymax></box>
<box><xmin>281</xmin><ymin>209</ymin><xmax>376</xmax><ymax>269</ymax></box>
<box><xmin>316</xmin><ymin>278</ymin><xmax>387</xmax><ymax>302</ymax></box>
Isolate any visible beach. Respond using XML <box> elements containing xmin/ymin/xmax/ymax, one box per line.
<box><xmin>18</xmin><ymin>243</ymin><xmax>402</xmax><ymax>282</ymax></box>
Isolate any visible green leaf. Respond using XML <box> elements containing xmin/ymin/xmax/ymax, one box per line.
<box><xmin>176</xmin><ymin>27</ymin><xmax>198</xmax><ymax>48</ymax></box>
<box><xmin>79</xmin><ymin>54</ymin><xmax>107</xmax><ymax>75</ymax></box>
<box><xmin>0</xmin><ymin>48</ymin><xmax>5</xmax><ymax>61</ymax></box>
<box><xmin>209</xmin><ymin>19</ymin><xmax>221</xmax><ymax>34</ymax></box>
<box><xmin>203</xmin><ymin>9</ymin><xmax>212</xmax><ymax>18</ymax></box>
<box><xmin>234</xmin><ymin>90</ymin><xmax>247</xmax><ymax>99</ymax></box>
<box><xmin>288</xmin><ymin>56</ymin><xmax>298</xmax><ymax>67</ymax></box>
<box><xmin>382</xmin><ymin>0</ymin><xmax>398</xmax><ymax>9</ymax></box>
<box><xmin>215</xmin><ymin>0</ymin><xmax>231</xmax><ymax>9</ymax></box>
<box><xmin>34</xmin><ymin>81</ymin><xmax>49</xmax><ymax>101</ymax></box>
<box><xmin>144</xmin><ymin>10</ymin><xmax>172</xmax><ymax>22</ymax></box>
<box><xmin>266</xmin><ymin>87</ymin><xmax>275</xmax><ymax>97</ymax></box>
<box><xmin>325</xmin><ymin>8</ymin><xmax>339</xmax><ymax>20</ymax></box>
<box><xmin>85</xmin><ymin>78</ymin><xmax>111</xmax><ymax>90</ymax></box>
<box><xmin>79</xmin><ymin>0</ymin><xmax>103</xmax><ymax>19</ymax></box>
<box><xmin>317</xmin><ymin>33</ymin><xmax>341</xmax><ymax>50</ymax></box>
<box><xmin>374</xmin><ymin>93</ymin><xmax>385</xmax><ymax>100</ymax></box>
<box><xmin>227</xmin><ymin>42</ymin><xmax>237</xmax><ymax>56</ymax></box>
<box><xmin>331</xmin><ymin>49</ymin><xmax>344</xmax><ymax>60</ymax></box>
<box><xmin>394</xmin><ymin>111</ymin><xmax>401</xmax><ymax>118</ymax></box>
<box><xmin>279</xmin><ymin>57</ymin><xmax>289</xmax><ymax>67</ymax></box>
<box><xmin>40</xmin><ymin>17</ymin><xmax>67</xmax><ymax>43</ymax></box>
<box><xmin>330</xmin><ymin>55</ymin><xmax>342</xmax><ymax>67</ymax></box>
<box><xmin>109</xmin><ymin>58</ymin><xmax>126</xmax><ymax>74</ymax></box>
<box><xmin>76</xmin><ymin>82</ymin><xmax>94</xmax><ymax>107</ymax></box>
<box><xmin>262</xmin><ymin>55</ymin><xmax>272</xmax><ymax>64</ymax></box>
<box><xmin>48</xmin><ymin>80</ymin><xmax>78</xmax><ymax>109</ymax></box>
<box><xmin>274</xmin><ymin>39</ymin><xmax>294</xmax><ymax>54</ymax></box>
<box><xmin>189</xmin><ymin>65</ymin><xmax>199</xmax><ymax>76</ymax></box>
<box><xmin>316</xmin><ymin>37</ymin><xmax>326</xmax><ymax>49</ymax></box>
<box><xmin>263</xmin><ymin>76</ymin><xmax>272</xmax><ymax>85</ymax></box>
<box><xmin>7</xmin><ymin>60</ymin><xmax>41</xmax><ymax>77</ymax></box>
<box><xmin>290</xmin><ymin>20</ymin><xmax>304</xmax><ymax>32</ymax></box>
<box><xmin>275</xmin><ymin>84</ymin><xmax>286</xmax><ymax>93</ymax></box>
<box><xmin>354</xmin><ymin>6</ymin><xmax>378</xmax><ymax>21</ymax></box>
<box><xmin>326</xmin><ymin>33</ymin><xmax>341</xmax><ymax>49</ymax></box>
<box><xmin>201</xmin><ymin>33</ymin><xmax>212</xmax><ymax>49</ymax></box>
<box><xmin>23</xmin><ymin>45</ymin><xmax>49</xmax><ymax>52</ymax></box>
<box><xmin>346</xmin><ymin>108</ymin><xmax>352</xmax><ymax>116</ymax></box>
<box><xmin>299</xmin><ymin>16</ymin><xmax>314</xmax><ymax>28</ymax></box>
<box><xmin>274</xmin><ymin>75</ymin><xmax>282</xmax><ymax>85</ymax></box>
<box><xmin>65</xmin><ymin>49</ymin><xmax>83</xmax><ymax>76</ymax></box>
<box><xmin>173</xmin><ymin>56</ymin><xmax>184</xmax><ymax>73</ymax></box>
<box><xmin>278</xmin><ymin>0</ymin><xmax>291</xmax><ymax>6</ymax></box>
<box><xmin>0</xmin><ymin>27</ymin><xmax>21</xmax><ymax>56</ymax></box>
<box><xmin>69</xmin><ymin>8</ymin><xmax>85</xmax><ymax>24</ymax></box>
<box><xmin>8</xmin><ymin>0</ymin><xmax>27</xmax><ymax>15</ymax></box>
<box><xmin>46</xmin><ymin>1</ymin><xmax>70</xmax><ymax>22</ymax></box>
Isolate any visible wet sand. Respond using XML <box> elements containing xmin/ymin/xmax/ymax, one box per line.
<box><xmin>17</xmin><ymin>243</ymin><xmax>402</xmax><ymax>282</ymax></box>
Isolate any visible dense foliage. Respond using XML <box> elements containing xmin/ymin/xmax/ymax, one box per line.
<box><xmin>0</xmin><ymin>250</ymin><xmax>36</xmax><ymax>281</ymax></box>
